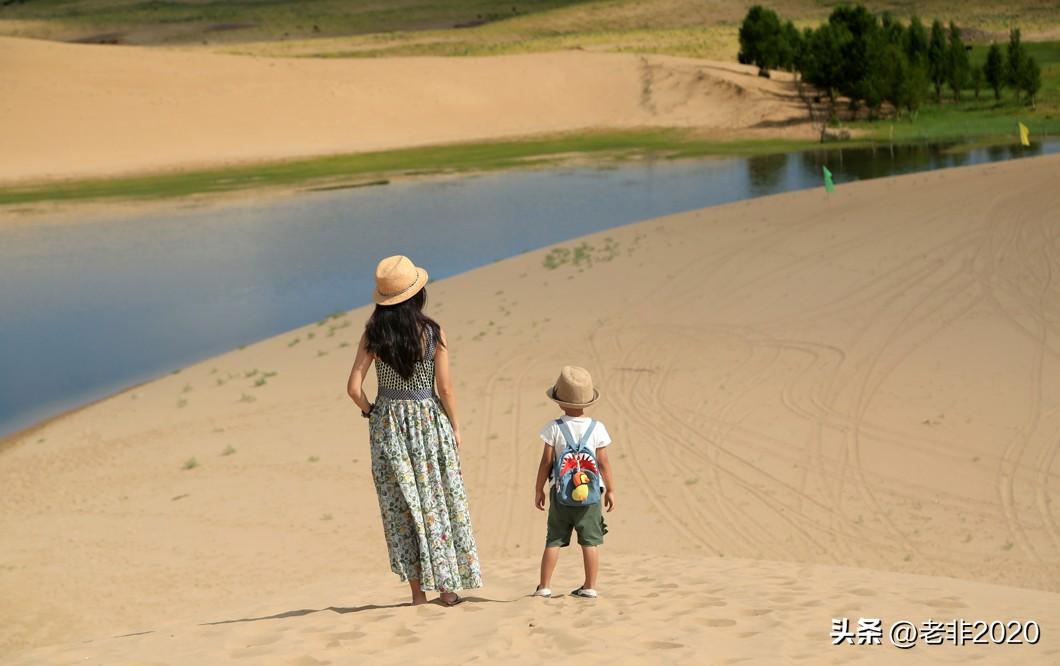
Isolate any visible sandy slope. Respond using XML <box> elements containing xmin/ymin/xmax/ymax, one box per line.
<box><xmin>0</xmin><ymin>36</ymin><xmax>808</xmax><ymax>184</ymax></box>
<box><xmin>2</xmin><ymin>155</ymin><xmax>1060</xmax><ymax>663</ymax></box>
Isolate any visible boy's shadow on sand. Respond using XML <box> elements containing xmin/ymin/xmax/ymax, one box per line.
<box><xmin>198</xmin><ymin>596</ymin><xmax>513</xmax><ymax>627</ymax></box>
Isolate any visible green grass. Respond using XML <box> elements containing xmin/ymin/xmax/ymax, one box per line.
<box><xmin>0</xmin><ymin>130</ymin><xmax>821</xmax><ymax>207</ymax></box>
<box><xmin>4</xmin><ymin>0</ymin><xmax>1057</xmax><ymax>53</ymax></box>
<box><xmin>0</xmin><ymin>0</ymin><xmax>588</xmax><ymax>44</ymax></box>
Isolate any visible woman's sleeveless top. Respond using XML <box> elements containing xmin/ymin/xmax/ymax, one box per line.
<box><xmin>375</xmin><ymin>327</ymin><xmax>437</xmax><ymax>401</ymax></box>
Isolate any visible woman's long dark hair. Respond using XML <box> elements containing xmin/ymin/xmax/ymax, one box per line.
<box><xmin>364</xmin><ymin>288</ymin><xmax>443</xmax><ymax>380</ymax></box>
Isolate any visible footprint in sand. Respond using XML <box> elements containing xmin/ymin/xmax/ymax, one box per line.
<box><xmin>739</xmin><ymin>608</ymin><xmax>773</xmax><ymax>617</ymax></box>
<box><xmin>698</xmin><ymin>597</ymin><xmax>727</xmax><ymax>608</ymax></box>
<box><xmin>326</xmin><ymin>630</ymin><xmax>364</xmax><ymax>641</ymax></box>
<box><xmin>642</xmin><ymin>640</ymin><xmax>684</xmax><ymax>649</ymax></box>
<box><xmin>702</xmin><ymin>618</ymin><xmax>738</xmax><ymax>627</ymax></box>
<box><xmin>244</xmin><ymin>632</ymin><xmax>283</xmax><ymax>647</ymax></box>
<box><xmin>229</xmin><ymin>645</ymin><xmax>276</xmax><ymax>659</ymax></box>
<box><xmin>848</xmin><ymin>588</ymin><xmax>877</xmax><ymax>597</ymax></box>
<box><xmin>921</xmin><ymin>597</ymin><xmax>968</xmax><ymax>609</ymax></box>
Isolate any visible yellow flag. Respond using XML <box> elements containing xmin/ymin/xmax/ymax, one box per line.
<box><xmin>1019</xmin><ymin>122</ymin><xmax>1030</xmax><ymax>146</ymax></box>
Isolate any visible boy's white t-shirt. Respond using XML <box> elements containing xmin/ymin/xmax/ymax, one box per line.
<box><xmin>540</xmin><ymin>416</ymin><xmax>611</xmax><ymax>489</ymax></box>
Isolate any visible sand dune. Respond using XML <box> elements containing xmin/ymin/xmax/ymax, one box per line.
<box><xmin>0</xmin><ymin>36</ymin><xmax>808</xmax><ymax>184</ymax></box>
<box><xmin>2</xmin><ymin>155</ymin><xmax>1060</xmax><ymax>663</ymax></box>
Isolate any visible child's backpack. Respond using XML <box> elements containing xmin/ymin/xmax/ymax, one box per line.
<box><xmin>552</xmin><ymin>418</ymin><xmax>603</xmax><ymax>507</ymax></box>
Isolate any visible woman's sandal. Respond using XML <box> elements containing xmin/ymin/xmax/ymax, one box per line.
<box><xmin>531</xmin><ymin>585</ymin><xmax>552</xmax><ymax>598</ymax></box>
<box><xmin>570</xmin><ymin>587</ymin><xmax>598</xmax><ymax>599</ymax></box>
<box><xmin>439</xmin><ymin>592</ymin><xmax>465</xmax><ymax>607</ymax></box>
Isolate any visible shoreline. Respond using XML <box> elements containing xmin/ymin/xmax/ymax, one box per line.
<box><xmin>1</xmin><ymin>130</ymin><xmax>1049</xmax><ymax>226</ymax></box>
<box><xmin>0</xmin><ymin>129</ymin><xmax>822</xmax><ymax>219</ymax></box>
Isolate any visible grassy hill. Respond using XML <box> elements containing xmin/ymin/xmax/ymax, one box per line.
<box><xmin>1</xmin><ymin>0</ymin><xmax>1057</xmax><ymax>56</ymax></box>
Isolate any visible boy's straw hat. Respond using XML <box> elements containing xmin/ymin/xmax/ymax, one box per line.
<box><xmin>374</xmin><ymin>255</ymin><xmax>429</xmax><ymax>306</ymax></box>
<box><xmin>546</xmin><ymin>366</ymin><xmax>600</xmax><ymax>409</ymax></box>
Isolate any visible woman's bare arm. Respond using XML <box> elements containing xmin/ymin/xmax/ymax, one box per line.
<box><xmin>346</xmin><ymin>332</ymin><xmax>375</xmax><ymax>414</ymax></box>
<box><xmin>434</xmin><ymin>328</ymin><xmax>462</xmax><ymax>447</ymax></box>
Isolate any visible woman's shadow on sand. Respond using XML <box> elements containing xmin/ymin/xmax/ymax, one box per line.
<box><xmin>197</xmin><ymin>596</ymin><xmax>513</xmax><ymax>627</ymax></box>
<box><xmin>111</xmin><ymin>597</ymin><xmax>519</xmax><ymax>638</ymax></box>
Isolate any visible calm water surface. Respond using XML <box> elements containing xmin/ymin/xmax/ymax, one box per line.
<box><xmin>0</xmin><ymin>141</ymin><xmax>1055</xmax><ymax>435</ymax></box>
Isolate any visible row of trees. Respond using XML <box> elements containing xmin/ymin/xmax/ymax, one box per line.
<box><xmin>738</xmin><ymin>5</ymin><xmax>1043</xmax><ymax>118</ymax></box>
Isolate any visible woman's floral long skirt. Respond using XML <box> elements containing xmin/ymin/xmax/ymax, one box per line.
<box><xmin>369</xmin><ymin>396</ymin><xmax>483</xmax><ymax>591</ymax></box>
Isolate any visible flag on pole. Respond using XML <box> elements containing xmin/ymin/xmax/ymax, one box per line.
<box><xmin>822</xmin><ymin>166</ymin><xmax>835</xmax><ymax>193</ymax></box>
<box><xmin>1018</xmin><ymin>122</ymin><xmax>1030</xmax><ymax>147</ymax></box>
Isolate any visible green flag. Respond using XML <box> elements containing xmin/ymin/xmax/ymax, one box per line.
<box><xmin>822</xmin><ymin>166</ymin><xmax>835</xmax><ymax>193</ymax></box>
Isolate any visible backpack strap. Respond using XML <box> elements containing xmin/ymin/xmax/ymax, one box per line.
<box><xmin>555</xmin><ymin>418</ymin><xmax>577</xmax><ymax>450</ymax></box>
<box><xmin>550</xmin><ymin>419</ymin><xmax>567</xmax><ymax>482</ymax></box>
<box><xmin>577</xmin><ymin>419</ymin><xmax>597</xmax><ymax>450</ymax></box>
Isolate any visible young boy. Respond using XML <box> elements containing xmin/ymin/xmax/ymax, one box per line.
<box><xmin>532</xmin><ymin>365</ymin><xmax>615</xmax><ymax>599</ymax></box>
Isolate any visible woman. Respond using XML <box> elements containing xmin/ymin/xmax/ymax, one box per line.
<box><xmin>346</xmin><ymin>255</ymin><xmax>482</xmax><ymax>606</ymax></box>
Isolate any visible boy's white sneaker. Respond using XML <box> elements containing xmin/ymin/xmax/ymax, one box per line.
<box><xmin>570</xmin><ymin>587</ymin><xmax>598</xmax><ymax>598</ymax></box>
<box><xmin>532</xmin><ymin>586</ymin><xmax>552</xmax><ymax>598</ymax></box>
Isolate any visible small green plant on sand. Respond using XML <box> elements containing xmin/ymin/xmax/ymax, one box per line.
<box><xmin>239</xmin><ymin>393</ymin><xmax>256</xmax><ymax>403</ymax></box>
<box><xmin>182</xmin><ymin>457</ymin><xmax>199</xmax><ymax>470</ymax></box>
<box><xmin>317</xmin><ymin>311</ymin><xmax>346</xmax><ymax>326</ymax></box>
<box><xmin>176</xmin><ymin>398</ymin><xmax>188</xmax><ymax>408</ymax></box>
<box><xmin>244</xmin><ymin>369</ymin><xmax>258</xmax><ymax>378</ymax></box>
<box><xmin>308</xmin><ymin>456</ymin><xmax>319</xmax><ymax>463</ymax></box>
<box><xmin>182</xmin><ymin>383</ymin><xmax>193</xmax><ymax>393</ymax></box>
<box><xmin>221</xmin><ymin>445</ymin><xmax>236</xmax><ymax>456</ymax></box>
<box><xmin>543</xmin><ymin>239</ymin><xmax>620</xmax><ymax>270</ymax></box>
<box><xmin>254</xmin><ymin>376</ymin><xmax>267</xmax><ymax>387</ymax></box>
<box><xmin>288</xmin><ymin>337</ymin><xmax>301</xmax><ymax>347</ymax></box>
<box><xmin>321</xmin><ymin>513</ymin><xmax>334</xmax><ymax>521</ymax></box>
<box><xmin>543</xmin><ymin>247</ymin><xmax>571</xmax><ymax>269</ymax></box>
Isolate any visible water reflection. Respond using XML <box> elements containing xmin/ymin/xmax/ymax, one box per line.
<box><xmin>746</xmin><ymin>152</ymin><xmax>789</xmax><ymax>195</ymax></box>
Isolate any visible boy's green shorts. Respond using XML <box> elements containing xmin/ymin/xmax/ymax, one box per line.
<box><xmin>546</xmin><ymin>492</ymin><xmax>608</xmax><ymax>547</ymax></box>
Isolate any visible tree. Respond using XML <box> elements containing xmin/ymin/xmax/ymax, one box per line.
<box><xmin>904</xmin><ymin>63</ymin><xmax>928</xmax><ymax>116</ymax></box>
<box><xmin>984</xmin><ymin>43</ymin><xmax>1004</xmax><ymax>100</ymax></box>
<box><xmin>780</xmin><ymin>20</ymin><xmax>802</xmax><ymax>72</ymax></box>
<box><xmin>875</xmin><ymin>42</ymin><xmax>906</xmax><ymax>116</ymax></box>
<box><xmin>828</xmin><ymin>4</ymin><xmax>881</xmax><ymax>104</ymax></box>
<box><xmin>880</xmin><ymin>11</ymin><xmax>904</xmax><ymax>45</ymax></box>
<box><xmin>1022</xmin><ymin>57</ymin><xmax>1042</xmax><ymax>107</ymax></box>
<box><xmin>804</xmin><ymin>23</ymin><xmax>849</xmax><ymax>112</ymax></box>
<box><xmin>946</xmin><ymin>22</ymin><xmax>969</xmax><ymax>102</ymax></box>
<box><xmin>738</xmin><ymin>6</ymin><xmax>784</xmax><ymax>75</ymax></box>
<box><xmin>971</xmin><ymin>64</ymin><xmax>983</xmax><ymax>100</ymax></box>
<box><xmin>927</xmin><ymin>19</ymin><xmax>948</xmax><ymax>102</ymax></box>
<box><xmin>905</xmin><ymin>16</ymin><xmax>928</xmax><ymax>65</ymax></box>
<box><xmin>1007</xmin><ymin>28</ymin><xmax>1028</xmax><ymax>101</ymax></box>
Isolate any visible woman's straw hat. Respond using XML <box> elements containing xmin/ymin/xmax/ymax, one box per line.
<box><xmin>373</xmin><ymin>255</ymin><xmax>429</xmax><ymax>306</ymax></box>
<box><xmin>546</xmin><ymin>366</ymin><xmax>600</xmax><ymax>409</ymax></box>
